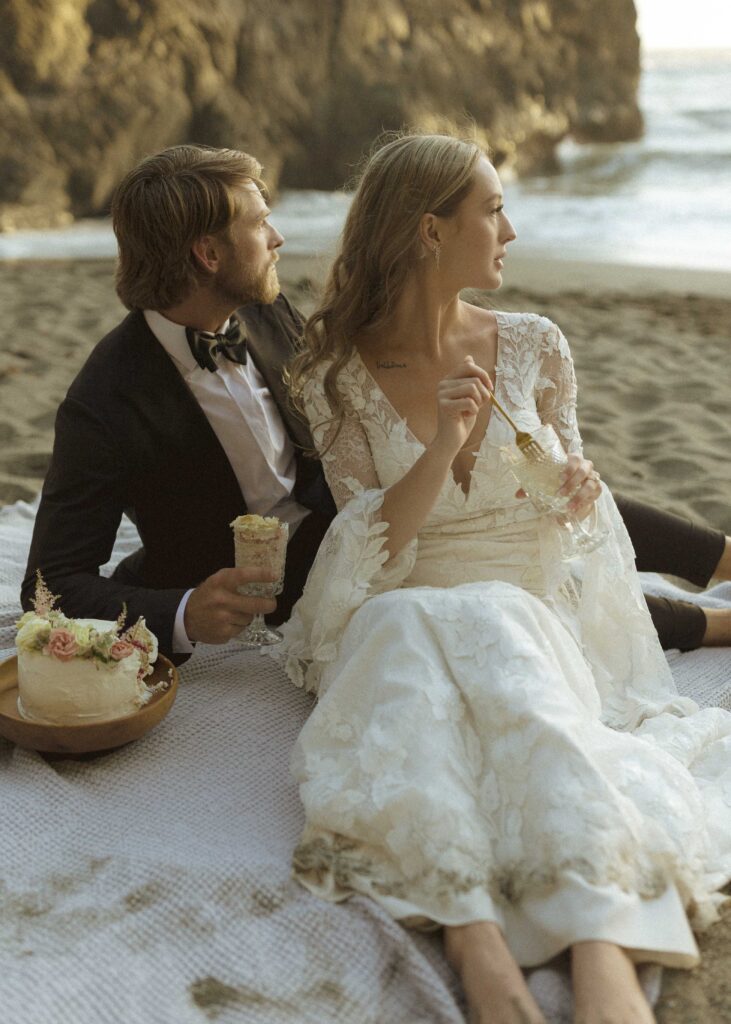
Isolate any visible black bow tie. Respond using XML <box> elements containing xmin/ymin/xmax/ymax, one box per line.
<box><xmin>185</xmin><ymin>316</ymin><xmax>247</xmax><ymax>372</ymax></box>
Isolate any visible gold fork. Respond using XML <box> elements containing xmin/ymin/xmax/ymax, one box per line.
<box><xmin>486</xmin><ymin>390</ymin><xmax>544</xmax><ymax>459</ymax></box>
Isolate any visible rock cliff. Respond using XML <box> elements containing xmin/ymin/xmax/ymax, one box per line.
<box><xmin>0</xmin><ymin>0</ymin><xmax>642</xmax><ymax>230</ymax></box>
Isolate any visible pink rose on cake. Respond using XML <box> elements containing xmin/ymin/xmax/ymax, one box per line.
<box><xmin>44</xmin><ymin>627</ymin><xmax>79</xmax><ymax>662</ymax></box>
<box><xmin>15</xmin><ymin>574</ymin><xmax>165</xmax><ymax>726</ymax></box>
<box><xmin>16</xmin><ymin>573</ymin><xmax>158</xmax><ymax>675</ymax></box>
<box><xmin>109</xmin><ymin>639</ymin><xmax>136</xmax><ymax>661</ymax></box>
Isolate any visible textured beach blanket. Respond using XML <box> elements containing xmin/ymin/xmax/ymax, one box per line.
<box><xmin>1</xmin><ymin>498</ymin><xmax>729</xmax><ymax>1024</ymax></box>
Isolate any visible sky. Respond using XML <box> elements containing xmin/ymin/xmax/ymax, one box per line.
<box><xmin>635</xmin><ymin>0</ymin><xmax>731</xmax><ymax>50</ymax></box>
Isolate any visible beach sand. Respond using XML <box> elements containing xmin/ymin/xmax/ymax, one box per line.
<box><xmin>1</xmin><ymin>255</ymin><xmax>730</xmax><ymax>537</ymax></box>
<box><xmin>0</xmin><ymin>253</ymin><xmax>729</xmax><ymax>1019</ymax></box>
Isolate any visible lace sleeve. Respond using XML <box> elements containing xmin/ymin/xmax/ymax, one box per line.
<box><xmin>535</xmin><ymin>321</ymin><xmax>582</xmax><ymax>456</ymax></box>
<box><xmin>529</xmin><ymin>320</ymin><xmax>694</xmax><ymax>728</ymax></box>
<box><xmin>302</xmin><ymin>368</ymin><xmax>380</xmax><ymax>512</ymax></box>
<box><xmin>274</xmin><ymin>362</ymin><xmax>418</xmax><ymax>695</ymax></box>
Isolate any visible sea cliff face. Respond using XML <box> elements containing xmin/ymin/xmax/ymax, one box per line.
<box><xmin>0</xmin><ymin>0</ymin><xmax>642</xmax><ymax>230</ymax></box>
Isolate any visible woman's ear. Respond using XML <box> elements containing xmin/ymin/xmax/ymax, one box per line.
<box><xmin>419</xmin><ymin>212</ymin><xmax>441</xmax><ymax>253</ymax></box>
<box><xmin>191</xmin><ymin>236</ymin><xmax>220</xmax><ymax>274</ymax></box>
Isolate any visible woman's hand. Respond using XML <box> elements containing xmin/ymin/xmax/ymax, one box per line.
<box><xmin>559</xmin><ymin>454</ymin><xmax>602</xmax><ymax>519</ymax></box>
<box><xmin>379</xmin><ymin>354</ymin><xmax>493</xmax><ymax>561</ymax></box>
<box><xmin>517</xmin><ymin>453</ymin><xmax>602</xmax><ymax>520</ymax></box>
<box><xmin>432</xmin><ymin>355</ymin><xmax>493</xmax><ymax>456</ymax></box>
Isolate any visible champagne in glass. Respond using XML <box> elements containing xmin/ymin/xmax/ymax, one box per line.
<box><xmin>230</xmin><ymin>514</ymin><xmax>289</xmax><ymax>648</ymax></box>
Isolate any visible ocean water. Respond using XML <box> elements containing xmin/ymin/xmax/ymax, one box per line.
<box><xmin>505</xmin><ymin>48</ymin><xmax>731</xmax><ymax>270</ymax></box>
<box><xmin>1</xmin><ymin>49</ymin><xmax>730</xmax><ymax>271</ymax></box>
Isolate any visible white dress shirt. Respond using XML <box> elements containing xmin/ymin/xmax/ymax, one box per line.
<box><xmin>144</xmin><ymin>310</ymin><xmax>310</xmax><ymax>652</ymax></box>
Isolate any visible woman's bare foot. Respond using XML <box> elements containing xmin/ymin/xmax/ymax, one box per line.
<box><xmin>571</xmin><ymin>941</ymin><xmax>656</xmax><ymax>1024</ymax></box>
<box><xmin>444</xmin><ymin>921</ymin><xmax>546</xmax><ymax>1024</ymax></box>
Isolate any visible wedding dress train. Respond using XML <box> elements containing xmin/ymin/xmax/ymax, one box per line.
<box><xmin>276</xmin><ymin>312</ymin><xmax>731</xmax><ymax>967</ymax></box>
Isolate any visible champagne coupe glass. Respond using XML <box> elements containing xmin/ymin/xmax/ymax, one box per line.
<box><xmin>231</xmin><ymin>518</ymin><xmax>289</xmax><ymax>648</ymax></box>
<box><xmin>500</xmin><ymin>424</ymin><xmax>608</xmax><ymax>560</ymax></box>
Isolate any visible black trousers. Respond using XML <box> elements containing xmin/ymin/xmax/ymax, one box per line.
<box><xmin>615</xmin><ymin>495</ymin><xmax>725</xmax><ymax>651</ymax></box>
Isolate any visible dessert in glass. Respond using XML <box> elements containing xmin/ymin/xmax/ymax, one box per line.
<box><xmin>500</xmin><ymin>424</ymin><xmax>608</xmax><ymax>560</ymax></box>
<box><xmin>230</xmin><ymin>514</ymin><xmax>289</xmax><ymax>648</ymax></box>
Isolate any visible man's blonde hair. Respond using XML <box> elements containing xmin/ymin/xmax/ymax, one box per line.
<box><xmin>112</xmin><ymin>144</ymin><xmax>266</xmax><ymax>310</ymax></box>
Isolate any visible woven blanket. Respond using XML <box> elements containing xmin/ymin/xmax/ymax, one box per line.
<box><xmin>1</xmin><ymin>498</ymin><xmax>729</xmax><ymax>1024</ymax></box>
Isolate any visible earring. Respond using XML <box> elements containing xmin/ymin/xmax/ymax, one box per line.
<box><xmin>433</xmin><ymin>243</ymin><xmax>441</xmax><ymax>270</ymax></box>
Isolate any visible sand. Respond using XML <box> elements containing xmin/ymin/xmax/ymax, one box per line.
<box><xmin>1</xmin><ymin>254</ymin><xmax>730</xmax><ymax>536</ymax></box>
<box><xmin>0</xmin><ymin>252</ymin><xmax>729</xmax><ymax>1018</ymax></box>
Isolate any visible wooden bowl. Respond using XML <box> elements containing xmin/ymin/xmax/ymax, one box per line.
<box><xmin>0</xmin><ymin>654</ymin><xmax>178</xmax><ymax>756</ymax></box>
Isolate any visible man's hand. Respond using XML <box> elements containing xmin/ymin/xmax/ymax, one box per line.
<box><xmin>184</xmin><ymin>567</ymin><xmax>277</xmax><ymax>645</ymax></box>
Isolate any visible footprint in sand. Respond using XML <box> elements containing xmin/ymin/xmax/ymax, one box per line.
<box><xmin>692</xmin><ymin>497</ymin><xmax>731</xmax><ymax>533</ymax></box>
<box><xmin>0</xmin><ymin>478</ymin><xmax>38</xmax><ymax>504</ymax></box>
<box><xmin>0</xmin><ymin>421</ymin><xmax>18</xmax><ymax>444</ymax></box>
<box><xmin>579</xmin><ymin>425</ymin><xmax>602</xmax><ymax>446</ymax></box>
<box><xmin>31</xmin><ymin>410</ymin><xmax>58</xmax><ymax>431</ymax></box>
<box><xmin>3</xmin><ymin>451</ymin><xmax>52</xmax><ymax>476</ymax></box>
<box><xmin>674</xmin><ymin>384</ymin><xmax>717</xmax><ymax>404</ymax></box>
<box><xmin>634</xmin><ymin>417</ymin><xmax>670</xmax><ymax>440</ymax></box>
<box><xmin>617</xmin><ymin>390</ymin><xmax>664</xmax><ymax>412</ymax></box>
<box><xmin>647</xmin><ymin>456</ymin><xmax>704</xmax><ymax>479</ymax></box>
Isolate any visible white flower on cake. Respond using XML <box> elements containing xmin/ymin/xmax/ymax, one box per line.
<box><xmin>15</xmin><ymin>572</ymin><xmax>161</xmax><ymax>725</ymax></box>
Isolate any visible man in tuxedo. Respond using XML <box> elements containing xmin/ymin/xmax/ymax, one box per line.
<box><xmin>21</xmin><ymin>144</ymin><xmax>730</xmax><ymax>657</ymax></box>
<box><xmin>21</xmin><ymin>144</ymin><xmax>335</xmax><ymax>658</ymax></box>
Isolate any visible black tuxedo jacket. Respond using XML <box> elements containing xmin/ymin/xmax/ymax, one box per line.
<box><xmin>21</xmin><ymin>295</ymin><xmax>335</xmax><ymax>654</ymax></box>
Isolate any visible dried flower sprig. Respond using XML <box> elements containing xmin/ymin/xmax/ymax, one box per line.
<box><xmin>31</xmin><ymin>571</ymin><xmax>60</xmax><ymax>617</ymax></box>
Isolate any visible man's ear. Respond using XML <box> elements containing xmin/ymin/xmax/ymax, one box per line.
<box><xmin>191</xmin><ymin>236</ymin><xmax>220</xmax><ymax>274</ymax></box>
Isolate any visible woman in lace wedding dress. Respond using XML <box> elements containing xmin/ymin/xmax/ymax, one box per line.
<box><xmin>279</xmin><ymin>134</ymin><xmax>731</xmax><ymax>1024</ymax></box>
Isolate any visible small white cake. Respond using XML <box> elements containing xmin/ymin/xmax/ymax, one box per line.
<box><xmin>15</xmin><ymin>576</ymin><xmax>159</xmax><ymax>726</ymax></box>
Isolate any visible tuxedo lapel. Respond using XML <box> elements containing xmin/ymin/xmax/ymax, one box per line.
<box><xmin>238</xmin><ymin>298</ymin><xmax>313</xmax><ymax>453</ymax></box>
<box><xmin>126</xmin><ymin>311</ymin><xmax>245</xmax><ymax>509</ymax></box>
<box><xmin>234</xmin><ymin>296</ymin><xmax>333</xmax><ymax>513</ymax></box>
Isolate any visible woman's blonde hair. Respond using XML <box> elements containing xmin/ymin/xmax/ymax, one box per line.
<box><xmin>287</xmin><ymin>131</ymin><xmax>484</xmax><ymax>444</ymax></box>
<box><xmin>112</xmin><ymin>144</ymin><xmax>266</xmax><ymax>310</ymax></box>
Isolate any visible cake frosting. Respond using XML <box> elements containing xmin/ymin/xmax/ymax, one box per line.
<box><xmin>15</xmin><ymin>575</ymin><xmax>159</xmax><ymax>725</ymax></box>
<box><xmin>230</xmin><ymin>513</ymin><xmax>283</xmax><ymax>541</ymax></box>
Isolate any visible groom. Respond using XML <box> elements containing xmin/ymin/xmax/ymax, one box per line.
<box><xmin>21</xmin><ymin>144</ymin><xmax>335</xmax><ymax>658</ymax></box>
<box><xmin>21</xmin><ymin>143</ymin><xmax>728</xmax><ymax>657</ymax></box>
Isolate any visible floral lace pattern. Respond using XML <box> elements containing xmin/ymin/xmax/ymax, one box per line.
<box><xmin>274</xmin><ymin>312</ymin><xmax>731</xmax><ymax>947</ymax></box>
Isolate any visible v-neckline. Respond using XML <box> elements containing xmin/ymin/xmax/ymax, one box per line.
<box><xmin>350</xmin><ymin>312</ymin><xmax>506</xmax><ymax>500</ymax></box>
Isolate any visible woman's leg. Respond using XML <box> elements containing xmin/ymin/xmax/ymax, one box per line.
<box><xmin>571</xmin><ymin>942</ymin><xmax>656</xmax><ymax>1024</ymax></box>
<box><xmin>444</xmin><ymin>922</ymin><xmax>546</xmax><ymax>1024</ymax></box>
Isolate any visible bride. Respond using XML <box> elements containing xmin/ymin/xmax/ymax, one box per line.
<box><xmin>280</xmin><ymin>132</ymin><xmax>731</xmax><ymax>1023</ymax></box>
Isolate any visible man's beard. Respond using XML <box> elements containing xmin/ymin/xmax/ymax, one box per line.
<box><xmin>216</xmin><ymin>261</ymin><xmax>280</xmax><ymax>307</ymax></box>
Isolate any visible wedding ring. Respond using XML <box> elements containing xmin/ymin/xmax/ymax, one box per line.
<box><xmin>589</xmin><ymin>470</ymin><xmax>600</xmax><ymax>483</ymax></box>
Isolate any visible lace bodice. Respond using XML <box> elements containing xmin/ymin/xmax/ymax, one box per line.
<box><xmin>303</xmin><ymin>312</ymin><xmax>581</xmax><ymax>518</ymax></box>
